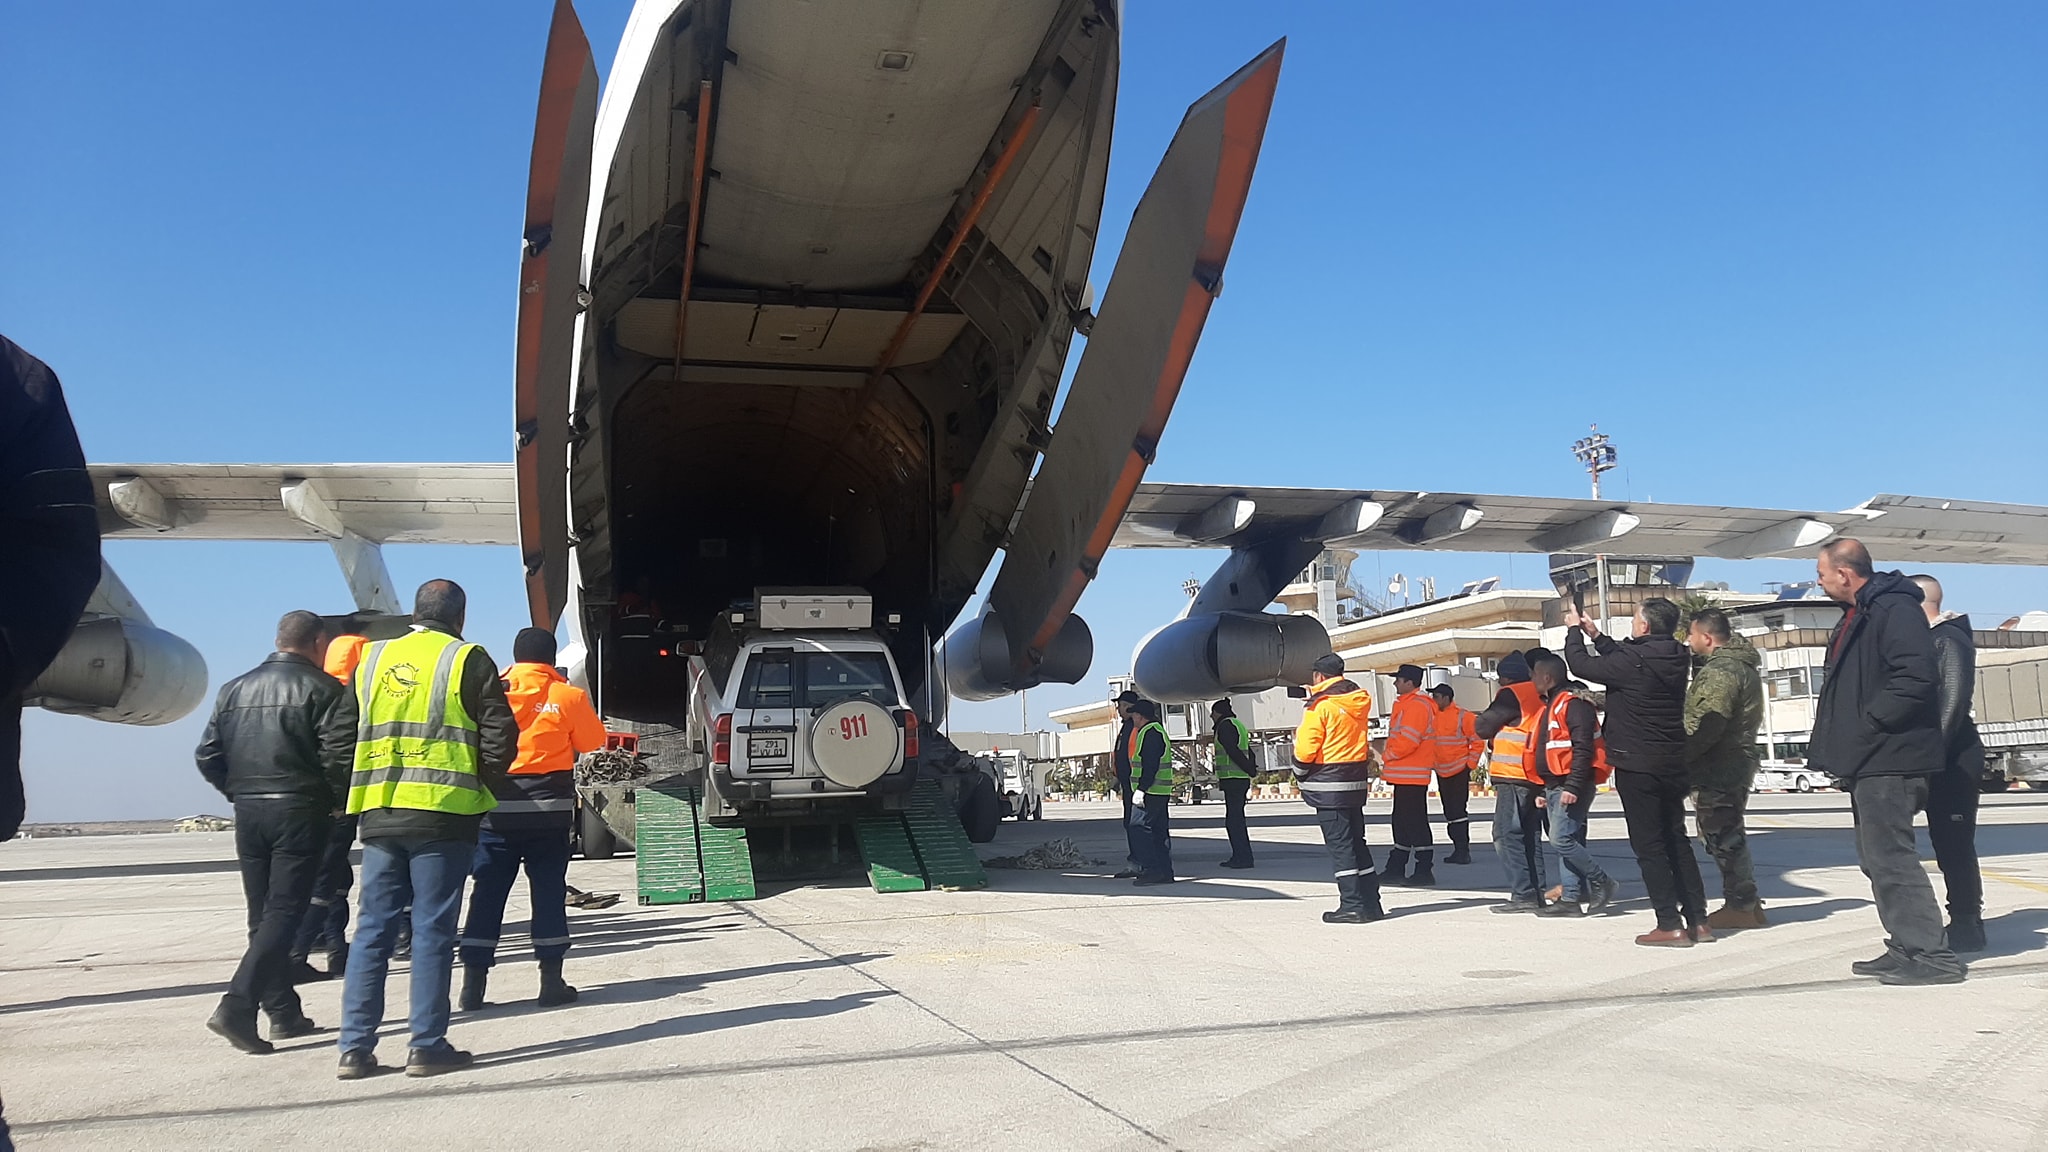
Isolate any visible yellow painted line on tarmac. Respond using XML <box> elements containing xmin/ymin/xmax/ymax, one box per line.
<box><xmin>1981</xmin><ymin>867</ymin><xmax>2048</xmax><ymax>897</ymax></box>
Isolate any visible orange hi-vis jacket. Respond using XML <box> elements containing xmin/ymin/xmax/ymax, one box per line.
<box><xmin>489</xmin><ymin>662</ymin><xmax>605</xmax><ymax>832</ymax></box>
<box><xmin>1430</xmin><ymin>703</ymin><xmax>1480</xmax><ymax>777</ymax></box>
<box><xmin>505</xmin><ymin>662</ymin><xmax>606</xmax><ymax>777</ymax></box>
<box><xmin>1293</xmin><ymin>678</ymin><xmax>1376</xmax><ymax>809</ymax></box>
<box><xmin>1541</xmin><ymin>689</ymin><xmax>1612</xmax><ymax>787</ymax></box>
<box><xmin>1381</xmin><ymin>691</ymin><xmax>1438</xmax><ymax>786</ymax></box>
<box><xmin>1488</xmin><ymin>681</ymin><xmax>1546</xmax><ymax>785</ymax></box>
<box><xmin>324</xmin><ymin>634</ymin><xmax>367</xmax><ymax>686</ymax></box>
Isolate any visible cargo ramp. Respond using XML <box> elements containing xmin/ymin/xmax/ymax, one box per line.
<box><xmin>636</xmin><ymin>777</ymin><xmax>985</xmax><ymax>902</ymax></box>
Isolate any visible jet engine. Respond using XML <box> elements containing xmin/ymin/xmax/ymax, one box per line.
<box><xmin>27</xmin><ymin>617</ymin><xmax>209</xmax><ymax>726</ymax></box>
<box><xmin>1132</xmin><ymin>611</ymin><xmax>1328</xmax><ymax>703</ymax></box>
<box><xmin>941</xmin><ymin>608</ymin><xmax>1093</xmax><ymax>702</ymax></box>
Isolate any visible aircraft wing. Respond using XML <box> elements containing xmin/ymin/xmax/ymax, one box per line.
<box><xmin>89</xmin><ymin>463</ymin><xmax>518</xmax><ymax>545</ymax></box>
<box><xmin>1112</xmin><ymin>484</ymin><xmax>2048</xmax><ymax>565</ymax></box>
<box><xmin>88</xmin><ymin>464</ymin><xmax>2048</xmax><ymax>566</ymax></box>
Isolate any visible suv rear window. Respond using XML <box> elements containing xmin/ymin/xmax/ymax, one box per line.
<box><xmin>802</xmin><ymin>652</ymin><xmax>895</xmax><ymax>706</ymax></box>
<box><xmin>737</xmin><ymin>650</ymin><xmax>896</xmax><ymax>708</ymax></box>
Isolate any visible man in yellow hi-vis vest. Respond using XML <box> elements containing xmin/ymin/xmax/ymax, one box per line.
<box><xmin>337</xmin><ymin>580</ymin><xmax>517</xmax><ymax>1081</ymax></box>
<box><xmin>1127</xmin><ymin>698</ymin><xmax>1178</xmax><ymax>885</ymax></box>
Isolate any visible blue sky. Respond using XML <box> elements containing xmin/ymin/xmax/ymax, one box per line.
<box><xmin>5</xmin><ymin>2</ymin><xmax>2044</xmax><ymax>821</ymax></box>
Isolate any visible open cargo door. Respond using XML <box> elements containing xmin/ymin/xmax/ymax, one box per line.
<box><xmin>515</xmin><ymin>0</ymin><xmax>599</xmax><ymax>627</ymax></box>
<box><xmin>984</xmin><ymin>40</ymin><xmax>1284</xmax><ymax>686</ymax></box>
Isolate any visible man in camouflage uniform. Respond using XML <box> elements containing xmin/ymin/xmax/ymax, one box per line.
<box><xmin>1684</xmin><ymin>608</ymin><xmax>1768</xmax><ymax>930</ymax></box>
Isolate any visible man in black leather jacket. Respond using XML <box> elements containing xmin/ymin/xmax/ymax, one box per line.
<box><xmin>195</xmin><ymin>610</ymin><xmax>359</xmax><ymax>1053</ymax></box>
<box><xmin>1911</xmin><ymin>574</ymin><xmax>1987</xmax><ymax>953</ymax></box>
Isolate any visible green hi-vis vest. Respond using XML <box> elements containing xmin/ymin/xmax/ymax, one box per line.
<box><xmin>347</xmin><ymin>629</ymin><xmax>495</xmax><ymax>817</ymax></box>
<box><xmin>1134</xmin><ymin>721</ymin><xmax>1175</xmax><ymax>795</ymax></box>
<box><xmin>1214</xmin><ymin>716</ymin><xmax>1253</xmax><ymax>780</ymax></box>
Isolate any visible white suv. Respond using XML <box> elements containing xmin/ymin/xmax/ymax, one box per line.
<box><xmin>692</xmin><ymin>612</ymin><xmax>921</xmax><ymax>814</ymax></box>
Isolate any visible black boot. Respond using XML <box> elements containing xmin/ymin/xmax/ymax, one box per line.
<box><xmin>459</xmin><ymin>966</ymin><xmax>489</xmax><ymax>1012</ymax></box>
<box><xmin>537</xmin><ymin>958</ymin><xmax>579</xmax><ymax>1007</ymax></box>
<box><xmin>1409</xmin><ymin>853</ymin><xmax>1436</xmax><ymax>887</ymax></box>
<box><xmin>1445</xmin><ymin>843</ymin><xmax>1472</xmax><ymax>865</ymax></box>
<box><xmin>1949</xmin><ymin>913</ymin><xmax>1987</xmax><ymax>953</ymax></box>
<box><xmin>207</xmin><ymin>1003</ymin><xmax>274</xmax><ymax>1056</ymax></box>
<box><xmin>1380</xmin><ymin>849</ymin><xmax>1410</xmax><ymax>886</ymax></box>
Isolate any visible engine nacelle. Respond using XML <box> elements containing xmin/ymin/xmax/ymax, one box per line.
<box><xmin>1133</xmin><ymin>611</ymin><xmax>1329</xmax><ymax>703</ymax></box>
<box><xmin>27</xmin><ymin>617</ymin><xmax>209</xmax><ymax>726</ymax></box>
<box><xmin>940</xmin><ymin>608</ymin><xmax>1093</xmax><ymax>702</ymax></box>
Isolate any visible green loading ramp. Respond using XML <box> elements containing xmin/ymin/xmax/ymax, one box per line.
<box><xmin>637</xmin><ymin>777</ymin><xmax>983</xmax><ymax>900</ymax></box>
<box><xmin>853</xmin><ymin>778</ymin><xmax>989</xmax><ymax>893</ymax></box>
<box><xmin>636</xmin><ymin>780</ymin><xmax>757</xmax><ymax>905</ymax></box>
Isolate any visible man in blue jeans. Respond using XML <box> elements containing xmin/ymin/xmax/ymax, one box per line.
<box><xmin>1529</xmin><ymin>653</ymin><xmax>1621</xmax><ymax>917</ymax></box>
<box><xmin>337</xmin><ymin>580</ymin><xmax>518</xmax><ymax>1079</ymax></box>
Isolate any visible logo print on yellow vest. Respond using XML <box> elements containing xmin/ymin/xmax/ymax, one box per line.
<box><xmin>378</xmin><ymin>662</ymin><xmax>422</xmax><ymax>698</ymax></box>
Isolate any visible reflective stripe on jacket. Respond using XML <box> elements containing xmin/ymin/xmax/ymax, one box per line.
<box><xmin>1381</xmin><ymin>691</ymin><xmax>1436</xmax><ymax>786</ymax></box>
<box><xmin>488</xmin><ymin>662</ymin><xmax>607</xmax><ymax>833</ymax></box>
<box><xmin>1293</xmin><ymin>678</ymin><xmax>1374</xmax><ymax>808</ymax></box>
<box><xmin>1134</xmin><ymin>722</ymin><xmax>1174</xmax><ymax>795</ymax></box>
<box><xmin>1488</xmin><ymin>682</ymin><xmax>1545</xmax><ymax>785</ymax></box>
<box><xmin>1214</xmin><ymin>716</ymin><xmax>1254</xmax><ymax>780</ymax></box>
<box><xmin>1431</xmin><ymin>704</ymin><xmax>1479</xmax><ymax>776</ymax></box>
<box><xmin>1541</xmin><ymin>690</ymin><xmax>1611</xmax><ymax>788</ymax></box>
<box><xmin>348</xmin><ymin>629</ymin><xmax>495</xmax><ymax>817</ymax></box>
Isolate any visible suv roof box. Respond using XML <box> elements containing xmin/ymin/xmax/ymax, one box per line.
<box><xmin>757</xmin><ymin>587</ymin><xmax>872</xmax><ymax>631</ymax></box>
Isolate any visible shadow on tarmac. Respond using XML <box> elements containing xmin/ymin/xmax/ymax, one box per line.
<box><xmin>478</xmin><ymin>988</ymin><xmax>896</xmax><ymax>1067</ymax></box>
<box><xmin>468</xmin><ymin>954</ymin><xmax>893</xmax><ymax>1019</ymax></box>
<box><xmin>1975</xmin><ymin>908</ymin><xmax>2048</xmax><ymax>960</ymax></box>
<box><xmin>487</xmin><ymin>910</ymin><xmax>742</xmax><ymax>964</ymax></box>
<box><xmin>0</xmin><ymin>980</ymin><xmax>225</xmax><ymax>1016</ymax></box>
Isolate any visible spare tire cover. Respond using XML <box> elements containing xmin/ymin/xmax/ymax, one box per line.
<box><xmin>810</xmin><ymin>699</ymin><xmax>900</xmax><ymax>788</ymax></box>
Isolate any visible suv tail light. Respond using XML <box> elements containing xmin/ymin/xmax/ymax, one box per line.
<box><xmin>712</xmin><ymin>713</ymin><xmax>733</xmax><ymax>767</ymax></box>
<box><xmin>899</xmin><ymin>709</ymin><xmax>919</xmax><ymax>759</ymax></box>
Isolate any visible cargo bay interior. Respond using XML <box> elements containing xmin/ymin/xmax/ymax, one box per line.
<box><xmin>565</xmin><ymin>0</ymin><xmax>1117</xmax><ymax>720</ymax></box>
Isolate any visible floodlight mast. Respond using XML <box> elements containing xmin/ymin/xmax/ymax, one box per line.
<box><xmin>1571</xmin><ymin>426</ymin><xmax>1621</xmax><ymax>626</ymax></box>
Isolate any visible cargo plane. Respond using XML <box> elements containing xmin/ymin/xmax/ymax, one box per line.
<box><xmin>42</xmin><ymin>0</ymin><xmax>2048</xmax><ymax>783</ymax></box>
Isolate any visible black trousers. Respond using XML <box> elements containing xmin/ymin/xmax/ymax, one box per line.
<box><xmin>222</xmin><ymin>800</ymin><xmax>327</xmax><ymax>1024</ymax></box>
<box><xmin>1614</xmin><ymin>770</ymin><xmax>1706</xmax><ymax>930</ymax></box>
<box><xmin>292</xmin><ymin>814</ymin><xmax>359</xmax><ymax>959</ymax></box>
<box><xmin>1851</xmin><ymin>774</ymin><xmax>1960</xmax><ymax>967</ymax></box>
<box><xmin>1117</xmin><ymin>773</ymin><xmax>1138</xmax><ymax>865</ymax></box>
<box><xmin>1437</xmin><ymin>770</ymin><xmax>1471</xmax><ymax>850</ymax></box>
<box><xmin>1219</xmin><ymin>776</ymin><xmax>1253</xmax><ymax>863</ymax></box>
<box><xmin>1388</xmin><ymin>784</ymin><xmax>1433</xmax><ymax>864</ymax></box>
<box><xmin>1926</xmin><ymin>765</ymin><xmax>1982</xmax><ymax>919</ymax></box>
<box><xmin>1315</xmin><ymin>805</ymin><xmax>1382</xmax><ymax>915</ymax></box>
<box><xmin>1130</xmin><ymin>792</ymin><xmax>1175</xmax><ymax>879</ymax></box>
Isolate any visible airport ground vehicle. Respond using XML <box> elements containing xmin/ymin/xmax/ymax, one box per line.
<box><xmin>1753</xmin><ymin>762</ymin><xmax>1828</xmax><ymax>794</ymax></box>
<box><xmin>1977</xmin><ymin>652</ymin><xmax>2048</xmax><ymax>792</ymax></box>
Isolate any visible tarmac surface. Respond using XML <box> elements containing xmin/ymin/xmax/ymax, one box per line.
<box><xmin>5</xmin><ymin>789</ymin><xmax>2048</xmax><ymax>1151</ymax></box>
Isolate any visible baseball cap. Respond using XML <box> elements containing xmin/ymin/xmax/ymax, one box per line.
<box><xmin>1311</xmin><ymin>653</ymin><xmax>1347</xmax><ymax>679</ymax></box>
